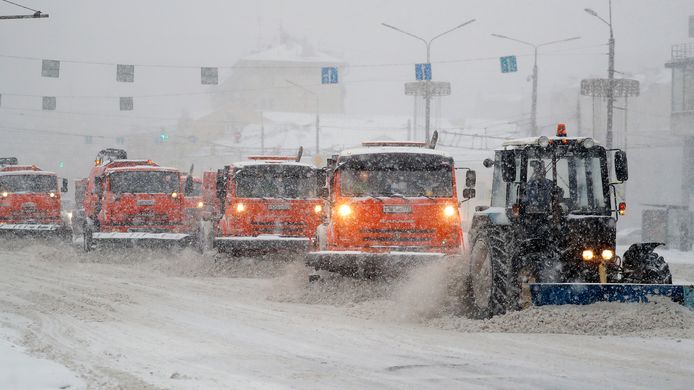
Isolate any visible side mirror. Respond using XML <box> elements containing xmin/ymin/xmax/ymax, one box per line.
<box><xmin>318</xmin><ymin>187</ymin><xmax>329</xmax><ymax>199</ymax></box>
<box><xmin>501</xmin><ymin>151</ymin><xmax>516</xmax><ymax>183</ymax></box>
<box><xmin>184</xmin><ymin>176</ymin><xmax>194</xmax><ymax>196</ymax></box>
<box><xmin>462</xmin><ymin>188</ymin><xmax>476</xmax><ymax>199</ymax></box>
<box><xmin>215</xmin><ymin>170</ymin><xmax>226</xmax><ymax>202</ymax></box>
<box><xmin>94</xmin><ymin>177</ymin><xmax>103</xmax><ymax>196</ymax></box>
<box><xmin>316</xmin><ymin>168</ymin><xmax>327</xmax><ymax>188</ymax></box>
<box><xmin>465</xmin><ymin>170</ymin><xmax>476</xmax><ymax>188</ymax></box>
<box><xmin>615</xmin><ymin>150</ymin><xmax>628</xmax><ymax>182</ymax></box>
<box><xmin>483</xmin><ymin>158</ymin><xmax>494</xmax><ymax>168</ymax></box>
<box><xmin>61</xmin><ymin>178</ymin><xmax>68</xmax><ymax>193</ymax></box>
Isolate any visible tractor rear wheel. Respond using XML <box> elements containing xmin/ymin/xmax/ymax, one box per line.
<box><xmin>464</xmin><ymin>228</ymin><xmax>517</xmax><ymax>318</ymax></box>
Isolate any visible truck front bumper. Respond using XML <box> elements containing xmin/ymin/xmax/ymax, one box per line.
<box><xmin>91</xmin><ymin>232</ymin><xmax>191</xmax><ymax>247</ymax></box>
<box><xmin>214</xmin><ymin>235</ymin><xmax>310</xmax><ymax>255</ymax></box>
<box><xmin>305</xmin><ymin>250</ymin><xmax>447</xmax><ymax>277</ymax></box>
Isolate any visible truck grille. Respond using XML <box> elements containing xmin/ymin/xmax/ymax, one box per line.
<box><xmin>359</xmin><ymin>227</ymin><xmax>435</xmax><ymax>244</ymax></box>
<box><xmin>251</xmin><ymin>221</ymin><xmax>306</xmax><ymax>235</ymax></box>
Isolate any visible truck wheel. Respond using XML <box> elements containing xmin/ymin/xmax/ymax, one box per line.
<box><xmin>465</xmin><ymin>229</ymin><xmax>516</xmax><ymax>319</ymax></box>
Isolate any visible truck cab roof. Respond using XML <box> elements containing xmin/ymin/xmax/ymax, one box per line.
<box><xmin>339</xmin><ymin>146</ymin><xmax>451</xmax><ymax>159</ymax></box>
<box><xmin>0</xmin><ymin>165</ymin><xmax>42</xmax><ymax>172</ymax></box>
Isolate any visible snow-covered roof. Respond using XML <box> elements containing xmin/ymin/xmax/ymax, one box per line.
<box><xmin>105</xmin><ymin>166</ymin><xmax>179</xmax><ymax>174</ymax></box>
<box><xmin>232</xmin><ymin>161</ymin><xmax>315</xmax><ymax>169</ymax></box>
<box><xmin>0</xmin><ymin>170</ymin><xmax>56</xmax><ymax>176</ymax></box>
<box><xmin>241</xmin><ymin>41</ymin><xmax>344</xmax><ymax>64</ymax></box>
<box><xmin>502</xmin><ymin>136</ymin><xmax>597</xmax><ymax>148</ymax></box>
<box><xmin>339</xmin><ymin>146</ymin><xmax>451</xmax><ymax>158</ymax></box>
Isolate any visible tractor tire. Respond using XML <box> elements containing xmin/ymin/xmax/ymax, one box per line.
<box><xmin>625</xmin><ymin>251</ymin><xmax>672</xmax><ymax>285</ymax></box>
<box><xmin>464</xmin><ymin>228</ymin><xmax>518</xmax><ymax>319</ymax></box>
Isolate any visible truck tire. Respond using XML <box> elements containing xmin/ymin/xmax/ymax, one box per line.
<box><xmin>464</xmin><ymin>228</ymin><xmax>517</xmax><ymax>319</ymax></box>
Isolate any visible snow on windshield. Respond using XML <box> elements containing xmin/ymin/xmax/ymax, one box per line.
<box><xmin>0</xmin><ymin>174</ymin><xmax>57</xmax><ymax>193</ymax></box>
<box><xmin>109</xmin><ymin>171</ymin><xmax>179</xmax><ymax>194</ymax></box>
<box><xmin>234</xmin><ymin>165</ymin><xmax>316</xmax><ymax>199</ymax></box>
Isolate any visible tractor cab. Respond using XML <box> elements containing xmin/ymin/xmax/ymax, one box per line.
<box><xmin>465</xmin><ymin>125</ymin><xmax>673</xmax><ymax>318</ymax></box>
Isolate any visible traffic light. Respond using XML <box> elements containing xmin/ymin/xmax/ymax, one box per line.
<box><xmin>58</xmin><ymin>161</ymin><xmax>64</xmax><ymax>169</ymax></box>
<box><xmin>159</xmin><ymin>131</ymin><xmax>169</xmax><ymax>143</ymax></box>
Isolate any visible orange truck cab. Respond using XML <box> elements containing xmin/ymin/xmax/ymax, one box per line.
<box><xmin>81</xmin><ymin>149</ymin><xmax>192</xmax><ymax>251</ymax></box>
<box><xmin>0</xmin><ymin>157</ymin><xmax>70</xmax><ymax>239</ymax></box>
<box><xmin>210</xmin><ymin>149</ymin><xmax>324</xmax><ymax>255</ymax></box>
<box><xmin>306</xmin><ymin>133</ymin><xmax>476</xmax><ymax>277</ymax></box>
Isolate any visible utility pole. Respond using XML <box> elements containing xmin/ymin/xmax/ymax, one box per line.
<box><xmin>382</xmin><ymin>19</ymin><xmax>475</xmax><ymax>141</ymax></box>
<box><xmin>491</xmin><ymin>34</ymin><xmax>580</xmax><ymax>136</ymax></box>
<box><xmin>586</xmin><ymin>0</ymin><xmax>615</xmax><ymax>148</ymax></box>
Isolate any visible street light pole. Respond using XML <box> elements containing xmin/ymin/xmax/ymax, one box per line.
<box><xmin>382</xmin><ymin>19</ymin><xmax>476</xmax><ymax>141</ymax></box>
<box><xmin>586</xmin><ymin>0</ymin><xmax>615</xmax><ymax>148</ymax></box>
<box><xmin>286</xmin><ymin>80</ymin><xmax>320</xmax><ymax>155</ymax></box>
<box><xmin>491</xmin><ymin>33</ymin><xmax>580</xmax><ymax>136</ymax></box>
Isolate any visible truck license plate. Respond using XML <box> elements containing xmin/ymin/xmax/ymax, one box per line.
<box><xmin>268</xmin><ymin>204</ymin><xmax>290</xmax><ymax>210</ymax></box>
<box><xmin>137</xmin><ymin>200</ymin><xmax>155</xmax><ymax>206</ymax></box>
<box><xmin>383</xmin><ymin>205</ymin><xmax>412</xmax><ymax>214</ymax></box>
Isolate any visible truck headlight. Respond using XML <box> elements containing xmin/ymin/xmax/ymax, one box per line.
<box><xmin>314</xmin><ymin>204</ymin><xmax>323</xmax><ymax>214</ymax></box>
<box><xmin>443</xmin><ymin>205</ymin><xmax>456</xmax><ymax>217</ymax></box>
<box><xmin>171</xmin><ymin>192</ymin><xmax>178</xmax><ymax>198</ymax></box>
<box><xmin>197</xmin><ymin>201</ymin><xmax>204</xmax><ymax>208</ymax></box>
<box><xmin>337</xmin><ymin>204</ymin><xmax>352</xmax><ymax>217</ymax></box>
<box><xmin>601</xmin><ymin>249</ymin><xmax>614</xmax><ymax>260</ymax></box>
<box><xmin>582</xmin><ymin>249</ymin><xmax>594</xmax><ymax>261</ymax></box>
<box><xmin>1</xmin><ymin>191</ymin><xmax>7</xmax><ymax>198</ymax></box>
<box><xmin>236</xmin><ymin>203</ymin><xmax>245</xmax><ymax>213</ymax></box>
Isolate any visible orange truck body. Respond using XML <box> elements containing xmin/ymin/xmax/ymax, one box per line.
<box><xmin>0</xmin><ymin>158</ymin><xmax>70</xmax><ymax>238</ymax></box>
<box><xmin>212</xmin><ymin>157</ymin><xmax>324</xmax><ymax>255</ymax></box>
<box><xmin>80</xmin><ymin>150</ymin><xmax>190</xmax><ymax>250</ymax></box>
<box><xmin>306</xmin><ymin>142</ymin><xmax>465</xmax><ymax>276</ymax></box>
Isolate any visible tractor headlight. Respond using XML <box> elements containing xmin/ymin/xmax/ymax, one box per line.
<box><xmin>443</xmin><ymin>205</ymin><xmax>456</xmax><ymax>217</ymax></box>
<box><xmin>582</xmin><ymin>138</ymin><xmax>595</xmax><ymax>148</ymax></box>
<box><xmin>538</xmin><ymin>136</ymin><xmax>550</xmax><ymax>148</ymax></box>
<box><xmin>197</xmin><ymin>201</ymin><xmax>204</xmax><ymax>208</ymax></box>
<box><xmin>236</xmin><ymin>203</ymin><xmax>245</xmax><ymax>213</ymax></box>
<box><xmin>601</xmin><ymin>249</ymin><xmax>615</xmax><ymax>260</ymax></box>
<box><xmin>582</xmin><ymin>249</ymin><xmax>595</xmax><ymax>261</ymax></box>
<box><xmin>314</xmin><ymin>204</ymin><xmax>323</xmax><ymax>214</ymax></box>
<box><xmin>337</xmin><ymin>204</ymin><xmax>352</xmax><ymax>217</ymax></box>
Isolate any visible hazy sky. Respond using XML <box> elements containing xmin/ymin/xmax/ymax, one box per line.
<box><xmin>0</xmin><ymin>0</ymin><xmax>692</xmax><ymax>135</ymax></box>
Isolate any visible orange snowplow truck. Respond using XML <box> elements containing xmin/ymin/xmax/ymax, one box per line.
<box><xmin>306</xmin><ymin>131</ymin><xmax>476</xmax><ymax>277</ymax></box>
<box><xmin>0</xmin><ymin>157</ymin><xmax>70</xmax><ymax>239</ymax></box>
<box><xmin>81</xmin><ymin>149</ymin><xmax>192</xmax><ymax>251</ymax></box>
<box><xmin>208</xmin><ymin>147</ymin><xmax>325</xmax><ymax>255</ymax></box>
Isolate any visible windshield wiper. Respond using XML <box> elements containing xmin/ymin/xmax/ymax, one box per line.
<box><xmin>354</xmin><ymin>193</ymin><xmax>384</xmax><ymax>202</ymax></box>
<box><xmin>415</xmin><ymin>192</ymin><xmax>436</xmax><ymax>201</ymax></box>
<box><xmin>381</xmin><ymin>192</ymin><xmax>408</xmax><ymax>200</ymax></box>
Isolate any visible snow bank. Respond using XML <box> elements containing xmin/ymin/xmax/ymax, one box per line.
<box><xmin>0</xmin><ymin>326</ymin><xmax>84</xmax><ymax>390</ymax></box>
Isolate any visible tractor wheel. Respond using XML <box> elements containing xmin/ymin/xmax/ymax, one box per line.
<box><xmin>625</xmin><ymin>251</ymin><xmax>672</xmax><ymax>284</ymax></box>
<box><xmin>464</xmin><ymin>228</ymin><xmax>517</xmax><ymax>319</ymax></box>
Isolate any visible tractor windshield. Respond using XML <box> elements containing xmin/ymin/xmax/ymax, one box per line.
<box><xmin>0</xmin><ymin>174</ymin><xmax>57</xmax><ymax>193</ymax></box>
<box><xmin>524</xmin><ymin>148</ymin><xmax>608</xmax><ymax>214</ymax></box>
<box><xmin>339</xmin><ymin>153</ymin><xmax>454</xmax><ymax>198</ymax></box>
<box><xmin>109</xmin><ymin>171</ymin><xmax>180</xmax><ymax>194</ymax></box>
<box><xmin>234</xmin><ymin>165</ymin><xmax>317</xmax><ymax>199</ymax></box>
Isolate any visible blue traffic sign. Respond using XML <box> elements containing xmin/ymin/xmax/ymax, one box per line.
<box><xmin>321</xmin><ymin>67</ymin><xmax>338</xmax><ymax>84</ymax></box>
<box><xmin>500</xmin><ymin>56</ymin><xmax>518</xmax><ymax>73</ymax></box>
<box><xmin>415</xmin><ymin>63</ymin><xmax>432</xmax><ymax>80</ymax></box>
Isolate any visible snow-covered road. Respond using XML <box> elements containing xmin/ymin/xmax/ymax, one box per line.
<box><xmin>0</xmin><ymin>242</ymin><xmax>693</xmax><ymax>389</ymax></box>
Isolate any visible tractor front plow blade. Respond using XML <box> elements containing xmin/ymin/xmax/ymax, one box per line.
<box><xmin>529</xmin><ymin>283</ymin><xmax>694</xmax><ymax>309</ymax></box>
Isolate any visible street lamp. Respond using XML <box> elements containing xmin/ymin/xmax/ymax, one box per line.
<box><xmin>382</xmin><ymin>19</ymin><xmax>476</xmax><ymax>141</ymax></box>
<box><xmin>490</xmin><ymin>34</ymin><xmax>580</xmax><ymax>136</ymax></box>
<box><xmin>0</xmin><ymin>0</ymin><xmax>48</xmax><ymax>19</ymax></box>
<box><xmin>585</xmin><ymin>0</ymin><xmax>615</xmax><ymax>149</ymax></box>
<box><xmin>286</xmin><ymin>80</ymin><xmax>320</xmax><ymax>155</ymax></box>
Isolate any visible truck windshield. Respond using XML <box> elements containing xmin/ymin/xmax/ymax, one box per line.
<box><xmin>339</xmin><ymin>153</ymin><xmax>454</xmax><ymax>197</ymax></box>
<box><xmin>0</xmin><ymin>174</ymin><xmax>57</xmax><ymax>193</ymax></box>
<box><xmin>524</xmin><ymin>149</ymin><xmax>608</xmax><ymax>213</ymax></box>
<box><xmin>234</xmin><ymin>165</ymin><xmax>317</xmax><ymax>199</ymax></box>
<box><xmin>109</xmin><ymin>171</ymin><xmax>180</xmax><ymax>194</ymax></box>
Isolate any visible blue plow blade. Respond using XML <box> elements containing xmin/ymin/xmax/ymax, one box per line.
<box><xmin>529</xmin><ymin>283</ymin><xmax>694</xmax><ymax>309</ymax></box>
